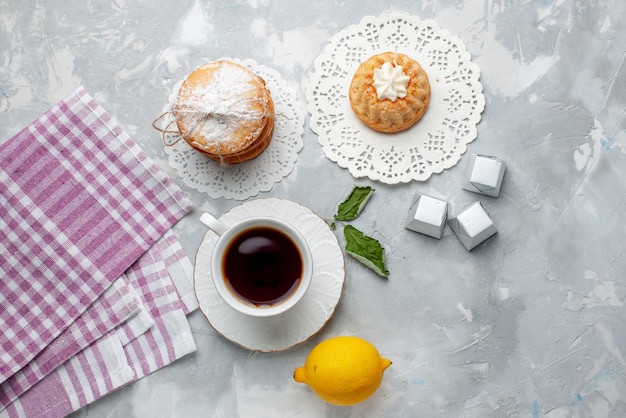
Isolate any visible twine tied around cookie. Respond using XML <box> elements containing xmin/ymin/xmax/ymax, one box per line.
<box><xmin>152</xmin><ymin>111</ymin><xmax>183</xmax><ymax>147</ymax></box>
<box><xmin>152</xmin><ymin>95</ymin><xmax>281</xmax><ymax>166</ymax></box>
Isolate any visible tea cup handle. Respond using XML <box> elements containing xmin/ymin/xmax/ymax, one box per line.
<box><xmin>200</xmin><ymin>212</ymin><xmax>227</xmax><ymax>236</ymax></box>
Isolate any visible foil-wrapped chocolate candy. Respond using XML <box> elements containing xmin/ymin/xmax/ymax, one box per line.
<box><xmin>448</xmin><ymin>201</ymin><xmax>497</xmax><ymax>250</ymax></box>
<box><xmin>405</xmin><ymin>194</ymin><xmax>448</xmax><ymax>239</ymax></box>
<box><xmin>462</xmin><ymin>153</ymin><xmax>506</xmax><ymax>197</ymax></box>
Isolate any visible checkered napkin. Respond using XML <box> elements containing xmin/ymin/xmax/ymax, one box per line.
<box><xmin>0</xmin><ymin>87</ymin><xmax>195</xmax><ymax>414</ymax></box>
<box><xmin>0</xmin><ymin>87</ymin><xmax>193</xmax><ymax>380</ymax></box>
<box><xmin>1</xmin><ymin>230</ymin><xmax>198</xmax><ymax>418</ymax></box>
<box><xmin>0</xmin><ymin>277</ymin><xmax>144</xmax><ymax>407</ymax></box>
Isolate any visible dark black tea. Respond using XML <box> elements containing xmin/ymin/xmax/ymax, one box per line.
<box><xmin>222</xmin><ymin>226</ymin><xmax>303</xmax><ymax>306</ymax></box>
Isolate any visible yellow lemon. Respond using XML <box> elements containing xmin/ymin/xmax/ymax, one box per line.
<box><xmin>293</xmin><ymin>336</ymin><xmax>392</xmax><ymax>406</ymax></box>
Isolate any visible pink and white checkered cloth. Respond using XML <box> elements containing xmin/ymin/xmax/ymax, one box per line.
<box><xmin>0</xmin><ymin>87</ymin><xmax>198</xmax><ymax>417</ymax></box>
<box><xmin>1</xmin><ymin>230</ymin><xmax>197</xmax><ymax>418</ymax></box>
<box><xmin>0</xmin><ymin>277</ymin><xmax>144</xmax><ymax>407</ymax></box>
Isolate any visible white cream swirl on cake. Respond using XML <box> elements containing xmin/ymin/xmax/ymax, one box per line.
<box><xmin>372</xmin><ymin>61</ymin><xmax>411</xmax><ymax>101</ymax></box>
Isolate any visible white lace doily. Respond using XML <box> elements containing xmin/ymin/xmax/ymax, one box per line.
<box><xmin>306</xmin><ymin>12</ymin><xmax>485</xmax><ymax>184</ymax></box>
<box><xmin>159</xmin><ymin>58</ymin><xmax>304</xmax><ymax>200</ymax></box>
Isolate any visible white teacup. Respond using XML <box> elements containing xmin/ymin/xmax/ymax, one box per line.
<box><xmin>200</xmin><ymin>212</ymin><xmax>313</xmax><ymax>317</ymax></box>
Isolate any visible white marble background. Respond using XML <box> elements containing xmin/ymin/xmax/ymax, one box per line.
<box><xmin>1</xmin><ymin>0</ymin><xmax>625</xmax><ymax>417</ymax></box>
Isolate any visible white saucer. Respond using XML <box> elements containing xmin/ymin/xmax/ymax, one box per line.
<box><xmin>194</xmin><ymin>198</ymin><xmax>345</xmax><ymax>352</ymax></box>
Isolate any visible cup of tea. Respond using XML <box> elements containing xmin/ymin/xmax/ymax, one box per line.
<box><xmin>200</xmin><ymin>212</ymin><xmax>313</xmax><ymax>317</ymax></box>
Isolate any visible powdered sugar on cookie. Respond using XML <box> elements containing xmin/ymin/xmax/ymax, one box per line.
<box><xmin>173</xmin><ymin>60</ymin><xmax>274</xmax><ymax>163</ymax></box>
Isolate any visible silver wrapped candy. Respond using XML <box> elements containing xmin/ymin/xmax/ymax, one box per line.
<box><xmin>462</xmin><ymin>153</ymin><xmax>506</xmax><ymax>197</ymax></box>
<box><xmin>448</xmin><ymin>201</ymin><xmax>497</xmax><ymax>250</ymax></box>
<box><xmin>405</xmin><ymin>194</ymin><xmax>448</xmax><ymax>239</ymax></box>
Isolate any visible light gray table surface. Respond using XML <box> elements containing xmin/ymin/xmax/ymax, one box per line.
<box><xmin>1</xmin><ymin>1</ymin><xmax>625</xmax><ymax>417</ymax></box>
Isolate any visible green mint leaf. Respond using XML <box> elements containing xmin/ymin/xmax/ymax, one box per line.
<box><xmin>343</xmin><ymin>224</ymin><xmax>389</xmax><ymax>278</ymax></box>
<box><xmin>334</xmin><ymin>186</ymin><xmax>375</xmax><ymax>221</ymax></box>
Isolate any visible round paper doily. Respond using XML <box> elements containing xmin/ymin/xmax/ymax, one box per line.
<box><xmin>159</xmin><ymin>58</ymin><xmax>304</xmax><ymax>200</ymax></box>
<box><xmin>306</xmin><ymin>12</ymin><xmax>485</xmax><ymax>184</ymax></box>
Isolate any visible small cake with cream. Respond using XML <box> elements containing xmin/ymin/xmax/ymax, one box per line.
<box><xmin>173</xmin><ymin>60</ymin><xmax>274</xmax><ymax>164</ymax></box>
<box><xmin>349</xmin><ymin>52</ymin><xmax>430</xmax><ymax>133</ymax></box>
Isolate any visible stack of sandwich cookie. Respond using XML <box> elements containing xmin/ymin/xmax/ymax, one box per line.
<box><xmin>173</xmin><ymin>60</ymin><xmax>275</xmax><ymax>164</ymax></box>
